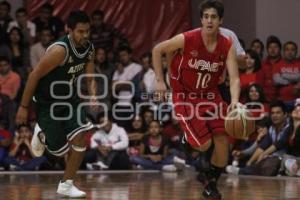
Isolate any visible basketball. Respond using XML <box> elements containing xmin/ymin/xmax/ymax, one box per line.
<box><xmin>225</xmin><ymin>106</ymin><xmax>256</xmax><ymax>139</ymax></box>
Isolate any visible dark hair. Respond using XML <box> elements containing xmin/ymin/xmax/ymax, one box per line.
<box><xmin>245</xmin><ymin>83</ymin><xmax>266</xmax><ymax>103</ymax></box>
<box><xmin>245</xmin><ymin>49</ymin><xmax>261</xmax><ymax>72</ymax></box>
<box><xmin>118</xmin><ymin>45</ymin><xmax>133</xmax><ymax>54</ymax></box>
<box><xmin>251</xmin><ymin>38</ymin><xmax>264</xmax><ymax>51</ymax></box>
<box><xmin>283</xmin><ymin>41</ymin><xmax>298</xmax><ymax>53</ymax></box>
<box><xmin>8</xmin><ymin>27</ymin><xmax>25</xmax><ymax>47</ymax></box>
<box><xmin>200</xmin><ymin>0</ymin><xmax>224</xmax><ymax>18</ymax></box>
<box><xmin>0</xmin><ymin>56</ymin><xmax>10</xmax><ymax>63</ymax></box>
<box><xmin>16</xmin><ymin>7</ymin><xmax>27</xmax><ymax>15</ymax></box>
<box><xmin>269</xmin><ymin>100</ymin><xmax>287</xmax><ymax>114</ymax></box>
<box><xmin>67</xmin><ymin>10</ymin><xmax>90</xmax><ymax>30</ymax></box>
<box><xmin>266</xmin><ymin>35</ymin><xmax>282</xmax><ymax>50</ymax></box>
<box><xmin>17</xmin><ymin>124</ymin><xmax>31</xmax><ymax>131</ymax></box>
<box><xmin>41</xmin><ymin>3</ymin><xmax>54</xmax><ymax>13</ymax></box>
<box><xmin>92</xmin><ymin>9</ymin><xmax>104</xmax><ymax>18</ymax></box>
<box><xmin>0</xmin><ymin>1</ymin><xmax>11</xmax><ymax>12</ymax></box>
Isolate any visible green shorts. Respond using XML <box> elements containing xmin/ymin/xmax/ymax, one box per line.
<box><xmin>36</xmin><ymin>102</ymin><xmax>93</xmax><ymax>156</ymax></box>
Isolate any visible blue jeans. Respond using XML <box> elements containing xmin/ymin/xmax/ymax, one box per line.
<box><xmin>130</xmin><ymin>155</ymin><xmax>174</xmax><ymax>170</ymax></box>
<box><xmin>4</xmin><ymin>156</ymin><xmax>47</xmax><ymax>170</ymax></box>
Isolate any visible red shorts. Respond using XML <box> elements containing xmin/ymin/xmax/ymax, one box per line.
<box><xmin>173</xmin><ymin>95</ymin><xmax>228</xmax><ymax>148</ymax></box>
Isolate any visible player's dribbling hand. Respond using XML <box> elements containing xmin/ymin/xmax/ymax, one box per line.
<box><xmin>154</xmin><ymin>80</ymin><xmax>167</xmax><ymax>102</ymax></box>
<box><xmin>15</xmin><ymin>106</ymin><xmax>29</xmax><ymax>125</ymax></box>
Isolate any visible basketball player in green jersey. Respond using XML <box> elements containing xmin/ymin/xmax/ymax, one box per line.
<box><xmin>15</xmin><ymin>11</ymin><xmax>96</xmax><ymax>198</ymax></box>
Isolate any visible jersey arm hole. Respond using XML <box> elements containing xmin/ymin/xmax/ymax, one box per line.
<box><xmin>45</xmin><ymin>42</ymin><xmax>69</xmax><ymax>66</ymax></box>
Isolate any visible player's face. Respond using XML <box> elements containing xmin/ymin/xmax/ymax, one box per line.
<box><xmin>70</xmin><ymin>22</ymin><xmax>90</xmax><ymax>47</ymax></box>
<box><xmin>283</xmin><ymin>44</ymin><xmax>297</xmax><ymax>62</ymax></box>
<box><xmin>201</xmin><ymin>8</ymin><xmax>222</xmax><ymax>35</ymax></box>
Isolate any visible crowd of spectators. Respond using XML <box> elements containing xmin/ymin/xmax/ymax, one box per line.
<box><xmin>0</xmin><ymin>1</ymin><xmax>299</xmax><ymax>177</ymax></box>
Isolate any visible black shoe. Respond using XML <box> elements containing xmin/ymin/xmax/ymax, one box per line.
<box><xmin>202</xmin><ymin>181</ymin><xmax>222</xmax><ymax>200</ymax></box>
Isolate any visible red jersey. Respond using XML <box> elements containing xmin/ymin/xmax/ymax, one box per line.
<box><xmin>272</xmin><ymin>59</ymin><xmax>300</xmax><ymax>101</ymax></box>
<box><xmin>169</xmin><ymin>28</ymin><xmax>232</xmax><ymax>100</ymax></box>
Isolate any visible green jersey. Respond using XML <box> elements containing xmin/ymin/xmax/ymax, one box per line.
<box><xmin>34</xmin><ymin>35</ymin><xmax>94</xmax><ymax>106</ymax></box>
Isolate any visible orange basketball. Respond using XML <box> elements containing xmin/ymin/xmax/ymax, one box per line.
<box><xmin>225</xmin><ymin>107</ymin><xmax>256</xmax><ymax>139</ymax></box>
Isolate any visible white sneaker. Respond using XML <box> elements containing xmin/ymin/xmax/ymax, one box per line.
<box><xmin>57</xmin><ymin>180</ymin><xmax>86</xmax><ymax>198</ymax></box>
<box><xmin>31</xmin><ymin>123</ymin><xmax>45</xmax><ymax>157</ymax></box>
<box><xmin>173</xmin><ymin>156</ymin><xmax>186</xmax><ymax>171</ymax></box>
<box><xmin>226</xmin><ymin>165</ymin><xmax>240</xmax><ymax>175</ymax></box>
<box><xmin>162</xmin><ymin>164</ymin><xmax>177</xmax><ymax>172</ymax></box>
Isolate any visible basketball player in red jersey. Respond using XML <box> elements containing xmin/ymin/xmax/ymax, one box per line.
<box><xmin>152</xmin><ymin>0</ymin><xmax>240</xmax><ymax>199</ymax></box>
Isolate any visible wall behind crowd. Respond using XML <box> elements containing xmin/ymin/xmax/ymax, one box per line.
<box><xmin>24</xmin><ymin>0</ymin><xmax>191</xmax><ymax>58</ymax></box>
<box><xmin>191</xmin><ymin>0</ymin><xmax>300</xmax><ymax>49</ymax></box>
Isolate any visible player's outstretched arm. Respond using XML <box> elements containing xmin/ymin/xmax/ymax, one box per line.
<box><xmin>226</xmin><ymin>45</ymin><xmax>241</xmax><ymax>107</ymax></box>
<box><xmin>15</xmin><ymin>45</ymin><xmax>66</xmax><ymax>125</ymax></box>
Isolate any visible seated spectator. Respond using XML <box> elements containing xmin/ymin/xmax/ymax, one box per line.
<box><xmin>32</xmin><ymin>3</ymin><xmax>65</xmax><ymax>39</ymax></box>
<box><xmin>0</xmin><ymin>119</ymin><xmax>12</xmax><ymax>169</ymax></box>
<box><xmin>130</xmin><ymin>120</ymin><xmax>182</xmax><ymax>171</ymax></box>
<box><xmin>90</xmin><ymin>9</ymin><xmax>130</xmax><ymax>58</ymax></box>
<box><xmin>244</xmin><ymin>83</ymin><xmax>269</xmax><ymax>118</ymax></box>
<box><xmin>86</xmin><ymin>112</ymin><xmax>131</xmax><ymax>170</ymax></box>
<box><xmin>239</xmin><ymin>49</ymin><xmax>261</xmax><ymax>101</ymax></box>
<box><xmin>0</xmin><ymin>85</ymin><xmax>15</xmax><ymax>132</ymax></box>
<box><xmin>226</xmin><ymin>100</ymin><xmax>290</xmax><ymax>175</ymax></box>
<box><xmin>250</xmin><ymin>38</ymin><xmax>264</xmax><ymax>59</ymax></box>
<box><xmin>257</xmin><ymin>35</ymin><xmax>282</xmax><ymax>102</ymax></box>
<box><xmin>272</xmin><ymin>41</ymin><xmax>300</xmax><ymax>110</ymax></box>
<box><xmin>0</xmin><ymin>1</ymin><xmax>12</xmax><ymax>44</ymax></box>
<box><xmin>127</xmin><ymin>115</ymin><xmax>146</xmax><ymax>156</ymax></box>
<box><xmin>112</xmin><ymin>46</ymin><xmax>142</xmax><ymax>130</ymax></box>
<box><xmin>30</xmin><ymin>27</ymin><xmax>53</xmax><ymax>69</ymax></box>
<box><xmin>7</xmin><ymin>7</ymin><xmax>36</xmax><ymax>45</ymax></box>
<box><xmin>0</xmin><ymin>56</ymin><xmax>21</xmax><ymax>101</ymax></box>
<box><xmin>4</xmin><ymin>124</ymin><xmax>47</xmax><ymax>170</ymax></box>
<box><xmin>0</xmin><ymin>27</ymin><xmax>30</xmax><ymax>81</ymax></box>
<box><xmin>282</xmin><ymin>99</ymin><xmax>300</xmax><ymax>176</ymax></box>
<box><xmin>229</xmin><ymin>117</ymin><xmax>270</xmax><ymax>168</ymax></box>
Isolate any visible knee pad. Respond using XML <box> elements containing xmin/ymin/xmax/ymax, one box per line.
<box><xmin>71</xmin><ymin>144</ymin><xmax>86</xmax><ymax>152</ymax></box>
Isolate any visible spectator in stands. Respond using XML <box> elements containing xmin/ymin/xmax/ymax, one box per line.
<box><xmin>272</xmin><ymin>41</ymin><xmax>300</xmax><ymax>110</ymax></box>
<box><xmin>226</xmin><ymin>100</ymin><xmax>290</xmax><ymax>175</ymax></box>
<box><xmin>32</xmin><ymin>3</ymin><xmax>65</xmax><ymax>39</ymax></box>
<box><xmin>130</xmin><ymin>120</ymin><xmax>179</xmax><ymax>171</ymax></box>
<box><xmin>88</xmin><ymin>47</ymin><xmax>115</xmax><ymax>120</ymax></box>
<box><xmin>229</xmin><ymin>117</ymin><xmax>270</xmax><ymax>168</ymax></box>
<box><xmin>244</xmin><ymin>83</ymin><xmax>269</xmax><ymax>118</ymax></box>
<box><xmin>134</xmin><ymin>52</ymin><xmax>156</xmax><ymax>102</ymax></box>
<box><xmin>30</xmin><ymin>28</ymin><xmax>53</xmax><ymax>69</ymax></box>
<box><xmin>0</xmin><ymin>56</ymin><xmax>21</xmax><ymax>101</ymax></box>
<box><xmin>282</xmin><ymin>99</ymin><xmax>300</xmax><ymax>176</ymax></box>
<box><xmin>0</xmin><ymin>84</ymin><xmax>14</xmax><ymax>132</ymax></box>
<box><xmin>239</xmin><ymin>49</ymin><xmax>261</xmax><ymax>101</ymax></box>
<box><xmin>7</xmin><ymin>8</ymin><xmax>36</xmax><ymax>45</ymax></box>
<box><xmin>0</xmin><ymin>119</ymin><xmax>12</xmax><ymax>169</ymax></box>
<box><xmin>142</xmin><ymin>109</ymin><xmax>154</xmax><ymax>128</ymax></box>
<box><xmin>4</xmin><ymin>124</ymin><xmax>47</xmax><ymax>170</ymax></box>
<box><xmin>127</xmin><ymin>115</ymin><xmax>146</xmax><ymax>156</ymax></box>
<box><xmin>0</xmin><ymin>1</ymin><xmax>12</xmax><ymax>44</ymax></box>
<box><xmin>112</xmin><ymin>46</ymin><xmax>142</xmax><ymax>130</ymax></box>
<box><xmin>90</xmin><ymin>9</ymin><xmax>130</xmax><ymax>60</ymax></box>
<box><xmin>250</xmin><ymin>38</ymin><xmax>264</xmax><ymax>59</ymax></box>
<box><xmin>257</xmin><ymin>35</ymin><xmax>282</xmax><ymax>102</ymax></box>
<box><xmin>0</xmin><ymin>27</ymin><xmax>30</xmax><ymax>81</ymax></box>
<box><xmin>86</xmin><ymin>112</ymin><xmax>131</xmax><ymax>170</ymax></box>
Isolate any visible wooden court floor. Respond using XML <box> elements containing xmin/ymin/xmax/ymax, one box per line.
<box><xmin>0</xmin><ymin>169</ymin><xmax>300</xmax><ymax>200</ymax></box>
